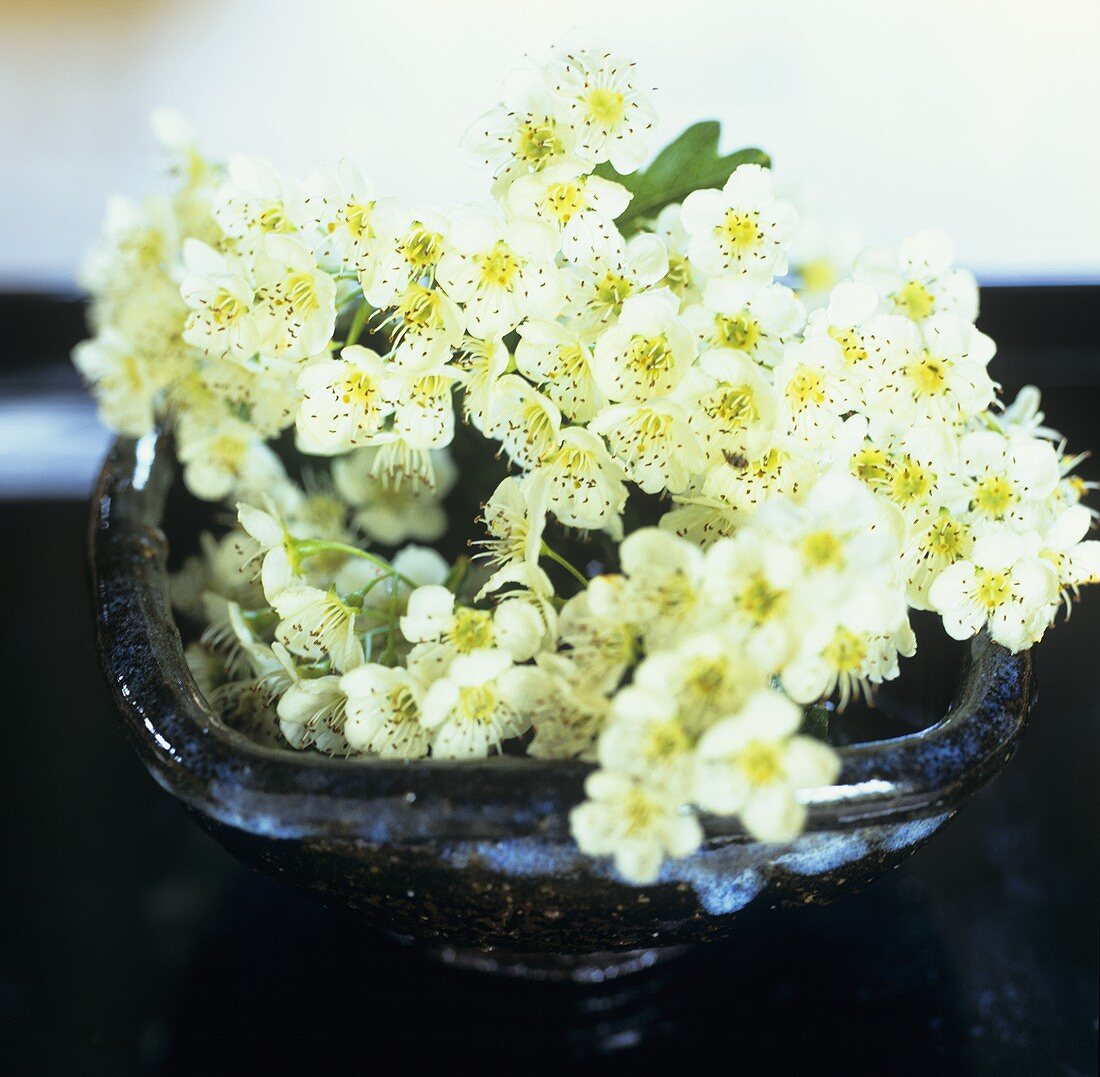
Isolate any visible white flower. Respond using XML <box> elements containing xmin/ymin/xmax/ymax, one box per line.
<box><xmin>542</xmin><ymin>37</ymin><xmax>656</xmax><ymax>173</ymax></box>
<box><xmin>277</xmin><ymin>675</ymin><xmax>352</xmax><ymax>755</ymax></box>
<box><xmin>364</xmin><ymin>208</ymin><xmax>450</xmax><ymax>308</ymax></box>
<box><xmin>589</xmin><ymin>291</ymin><xmax>696</xmax><ymax>403</ymax></box>
<box><xmin>515</xmin><ymin>319</ymin><xmax>606</xmax><ymax>422</ymax></box>
<box><xmin>272</xmin><ymin>585</ymin><xmax>364</xmax><ymax>672</ymax></box>
<box><xmin>534</xmin><ymin>427</ymin><xmax>629</xmax><ymax>535</ymax></box>
<box><xmin>420</xmin><ymin>649</ymin><xmax>537</xmax><ymax>758</ymax></box>
<box><xmin>590</xmin><ymin>398</ymin><xmax>705</xmax><ymax>495</ymax></box>
<box><xmin>630</xmin><ymin>631</ymin><xmax>768</xmax><ymax>737</ymax></box>
<box><xmin>213</xmin><ymin>156</ymin><xmax>307</xmax><ymax>242</ymax></box>
<box><xmin>562</xmin><ymin>230</ymin><xmax>668</xmax><ymax>334</ymax></box>
<box><xmin>436</xmin><ymin>210</ymin><xmax>563</xmax><ymax>337</ymax></box>
<box><xmin>175</xmin><ymin>420</ymin><xmax>285</xmax><ymax>502</ymax></box>
<box><xmin>570</xmin><ymin>771</ymin><xmax>702</xmax><ymax>884</ymax></box>
<box><xmin>475</xmin><ymin>476</ymin><xmax>552</xmax><ymax>599</ymax></box>
<box><xmin>617</xmin><ymin>528</ymin><xmax>705</xmax><ymax>645</ymax></box>
<box><xmin>339</xmin><ymin>663</ymin><xmax>431</xmax><ymax>758</ymax></box>
<box><xmin>333</xmin><ymin>446</ymin><xmax>457</xmax><ymax>546</ymax></box>
<box><xmin>72</xmin><ymin>329</ymin><xmax>160</xmax><ymax>437</ymax></box>
<box><xmin>248</xmin><ymin>235</ymin><xmax>337</xmax><ymax>361</ymax></box>
<box><xmin>853</xmin><ymin>229</ymin><xmax>978</xmax><ymax>324</ymax></box>
<box><xmin>599</xmin><ymin>687</ymin><xmax>695</xmax><ymax>797</ymax></box>
<box><xmin>803</xmin><ymin>279</ymin><xmax>881</xmax><ymax>366</ymax></box>
<box><xmin>305</xmin><ymin>159</ymin><xmax>388</xmax><ymax>274</ymax></box>
<box><xmin>386</xmin><ymin>357</ymin><xmax>460</xmax><ymax>450</ymax></box>
<box><xmin>677</xmin><ymin>348</ymin><xmax>777</xmax><ymax>466</ymax></box>
<box><xmin>772</xmin><ymin>336</ymin><xmax>852</xmax><ymax>448</ymax></box>
<box><xmin>947</xmin><ymin>429</ymin><xmax>1061</xmax><ymax>528</ymax></box>
<box><xmin>485</xmin><ymin>374</ymin><xmax>562</xmax><ymax>469</ymax></box>
<box><xmin>694</xmin><ymin>690</ymin><xmax>840</xmax><ymax>842</ymax></box>
<box><xmin>400</xmin><ymin>585</ymin><xmax>543</xmax><ymax>663</ymax></box>
<box><xmin>452</xmin><ymin>335</ymin><xmax>510</xmax><ymax>430</ymax></box>
<box><xmin>780</xmin><ymin>589</ymin><xmax>911</xmax><ymax>706</ymax></box>
<box><xmin>506</xmin><ymin>157</ymin><xmax>631</xmax><ymax>250</ymax></box>
<box><xmin>462</xmin><ymin>67</ymin><xmax>576</xmax><ymax>181</ymax></box>
<box><xmin>236</xmin><ymin>500</ymin><xmax>299</xmax><ymax>601</ymax></box>
<box><xmin>525</xmin><ymin>654</ymin><xmax>610</xmax><ymax>760</ymax></box>
<box><xmin>557</xmin><ymin>583</ymin><xmax>639</xmax><ymax>694</ymax></box>
<box><xmin>682</xmin><ymin>279</ymin><xmax>805</xmax><ymax>369</ymax></box>
<box><xmin>867</xmin><ymin>314</ymin><xmax>996</xmax><ymax>433</ymax></box>
<box><xmin>929</xmin><ymin>528</ymin><xmax>1060</xmax><ymax>651</ymax></box>
<box><xmin>296</xmin><ymin>345</ymin><xmax>391</xmax><ymax>455</ymax></box>
<box><xmin>179</xmin><ymin>240</ymin><xmax>258</xmax><ymax>362</ymax></box>
<box><xmin>1040</xmin><ymin>504</ymin><xmax>1100</xmax><ymax>607</ymax></box>
<box><xmin>680</xmin><ymin>164</ymin><xmax>797</xmax><ymax>281</ymax></box>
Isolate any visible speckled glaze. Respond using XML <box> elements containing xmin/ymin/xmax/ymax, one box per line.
<box><xmin>89</xmin><ymin>434</ymin><xmax>1035</xmax><ymax>977</ymax></box>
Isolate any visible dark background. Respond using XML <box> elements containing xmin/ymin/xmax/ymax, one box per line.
<box><xmin>0</xmin><ymin>289</ymin><xmax>1097</xmax><ymax>1074</ymax></box>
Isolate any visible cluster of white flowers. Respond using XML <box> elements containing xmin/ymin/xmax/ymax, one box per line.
<box><xmin>77</xmin><ymin>36</ymin><xmax>1099</xmax><ymax>884</ymax></box>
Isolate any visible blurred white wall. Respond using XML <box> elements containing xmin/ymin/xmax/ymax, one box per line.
<box><xmin>2</xmin><ymin>0</ymin><xmax>1098</xmax><ymax>289</ymax></box>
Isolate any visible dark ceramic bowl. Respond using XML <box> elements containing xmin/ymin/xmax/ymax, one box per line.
<box><xmin>89</xmin><ymin>434</ymin><xmax>1034</xmax><ymax>980</ymax></box>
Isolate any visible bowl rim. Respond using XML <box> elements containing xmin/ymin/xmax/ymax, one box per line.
<box><xmin>89</xmin><ymin>433</ymin><xmax>1034</xmax><ymax>845</ymax></box>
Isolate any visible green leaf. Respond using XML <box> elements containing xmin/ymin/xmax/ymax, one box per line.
<box><xmin>595</xmin><ymin>121</ymin><xmax>770</xmax><ymax>234</ymax></box>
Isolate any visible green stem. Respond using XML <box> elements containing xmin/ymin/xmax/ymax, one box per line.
<box><xmin>295</xmin><ymin>539</ymin><xmax>417</xmax><ymax>589</ymax></box>
<box><xmin>541</xmin><ymin>543</ymin><xmax>589</xmax><ymax>589</ymax></box>
<box><xmin>345</xmin><ymin>302</ymin><xmax>371</xmax><ymax>348</ymax></box>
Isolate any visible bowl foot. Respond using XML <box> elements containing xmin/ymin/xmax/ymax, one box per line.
<box><xmin>393</xmin><ymin>936</ymin><xmax>691</xmax><ymax>982</ymax></box>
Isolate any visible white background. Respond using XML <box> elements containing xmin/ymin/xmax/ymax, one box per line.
<box><xmin>2</xmin><ymin>0</ymin><xmax>1098</xmax><ymax>289</ymax></box>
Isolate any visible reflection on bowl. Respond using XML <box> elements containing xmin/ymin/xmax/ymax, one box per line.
<box><xmin>90</xmin><ymin>435</ymin><xmax>1034</xmax><ymax>980</ymax></box>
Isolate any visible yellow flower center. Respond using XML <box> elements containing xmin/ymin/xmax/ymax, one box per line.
<box><xmin>824</xmin><ymin>627</ymin><xmax>868</xmax><ymax>672</ymax></box>
<box><xmin>973</xmin><ymin>475</ymin><xmax>1014</xmax><ymax>518</ymax></box>
<box><xmin>851</xmin><ymin>447</ymin><xmax>893</xmax><ymax>488</ymax></box>
<box><xmin>554</xmin><ymin>343</ymin><xmax>589</xmax><ymax>381</ymax></box>
<box><xmin>387</xmin><ymin>686</ymin><xmax>419</xmax><ymax>725</ymax></box>
<box><xmin>591</xmin><ymin>271</ymin><xmax>633</xmax><ymax>320</ymax></box>
<box><xmin>211</xmin><ymin>287</ymin><xmax>246</xmax><ymax>327</ymax></box>
<box><xmin>516</xmin><ymin>119</ymin><xmax>564</xmax><ymax>166</ymax></box>
<box><xmin>926</xmin><ymin>515</ymin><xmax>967</xmax><ymax>559</ymax></box>
<box><xmin>801</xmin><ymin>530</ymin><xmax>844</xmax><ymax>568</ymax></box>
<box><xmin>257</xmin><ymin>203</ymin><xmax>293</xmax><ymax>233</ymax></box>
<box><xmin>718</xmin><ymin>210</ymin><xmax>762</xmax><ymax>253</ymax></box>
<box><xmin>739</xmin><ymin>572</ymin><xmax>784</xmax><ymax>624</ymax></box>
<box><xmin>828</xmin><ymin>325</ymin><xmax>868</xmax><ymax>365</ymax></box>
<box><xmin>544</xmin><ymin>181</ymin><xmax>586</xmax><ymax>223</ymax></box>
<box><xmin>340</xmin><ymin>369</ymin><xmax>378</xmax><ymax>409</ymax></box>
<box><xmin>475</xmin><ymin>242</ymin><xmax>522</xmax><ymax>289</ymax></box>
<box><xmin>343</xmin><ymin>200</ymin><xmax>375</xmax><ymax>240</ymax></box>
<box><xmin>585</xmin><ymin>87</ymin><xmax>625</xmax><ymax>127</ymax></box>
<box><xmin>449</xmin><ymin>608</ymin><xmax>495</xmax><ymax>653</ymax></box>
<box><xmin>714</xmin><ymin>312</ymin><xmax>761</xmax><ymax>352</ymax></box>
<box><xmin>889</xmin><ymin>457</ymin><xmax>935</xmax><ymax>505</ymax></box>
<box><xmin>283</xmin><ymin>272</ymin><xmax>319</xmax><ymax>315</ymax></box>
<box><xmin>800</xmin><ymin>257</ymin><xmax>837</xmax><ymax>294</ymax></box>
<box><xmin>625</xmin><ymin>334</ymin><xmax>674</xmax><ymax>385</ymax></box>
<box><xmin>210</xmin><ymin>434</ymin><xmax>247</xmax><ymax>468</ymax></box>
<box><xmin>706</xmin><ymin>385</ymin><xmax>757</xmax><ymax>429</ymax></box>
<box><xmin>396</xmin><ymin>283</ymin><xmax>445</xmax><ymax>331</ymax></box>
<box><xmin>894</xmin><ymin>279</ymin><xmax>936</xmax><ymax>321</ymax></box>
<box><xmin>908</xmin><ymin>352</ymin><xmax>949</xmax><ymax>396</ymax></box>
<box><xmin>457</xmin><ymin>684</ymin><xmax>497</xmax><ymax>725</ymax></box>
<box><xmin>400</xmin><ymin>223</ymin><xmax>443</xmax><ymax>270</ymax></box>
<box><xmin>662</xmin><ymin>253</ymin><xmax>692</xmax><ymax>295</ymax></box>
<box><xmin>786</xmin><ymin>367</ymin><xmax>825</xmax><ymax>408</ymax></box>
<box><xmin>644</xmin><ymin>720</ymin><xmax>690</xmax><ymax>764</ymax></box>
<box><xmin>738</xmin><ymin>741</ymin><xmax>783</xmax><ymax>785</ymax></box>
<box><xmin>975</xmin><ymin>567</ymin><xmax>1011</xmax><ymax>609</ymax></box>
<box><xmin>622</xmin><ymin>788</ymin><xmax>659</xmax><ymax>835</ymax></box>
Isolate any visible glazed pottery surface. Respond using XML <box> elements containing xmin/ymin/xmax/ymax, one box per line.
<box><xmin>89</xmin><ymin>434</ymin><xmax>1034</xmax><ymax>973</ymax></box>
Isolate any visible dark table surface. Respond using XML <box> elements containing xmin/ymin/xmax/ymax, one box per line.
<box><xmin>1</xmin><ymin>293</ymin><xmax>1097</xmax><ymax>1074</ymax></box>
